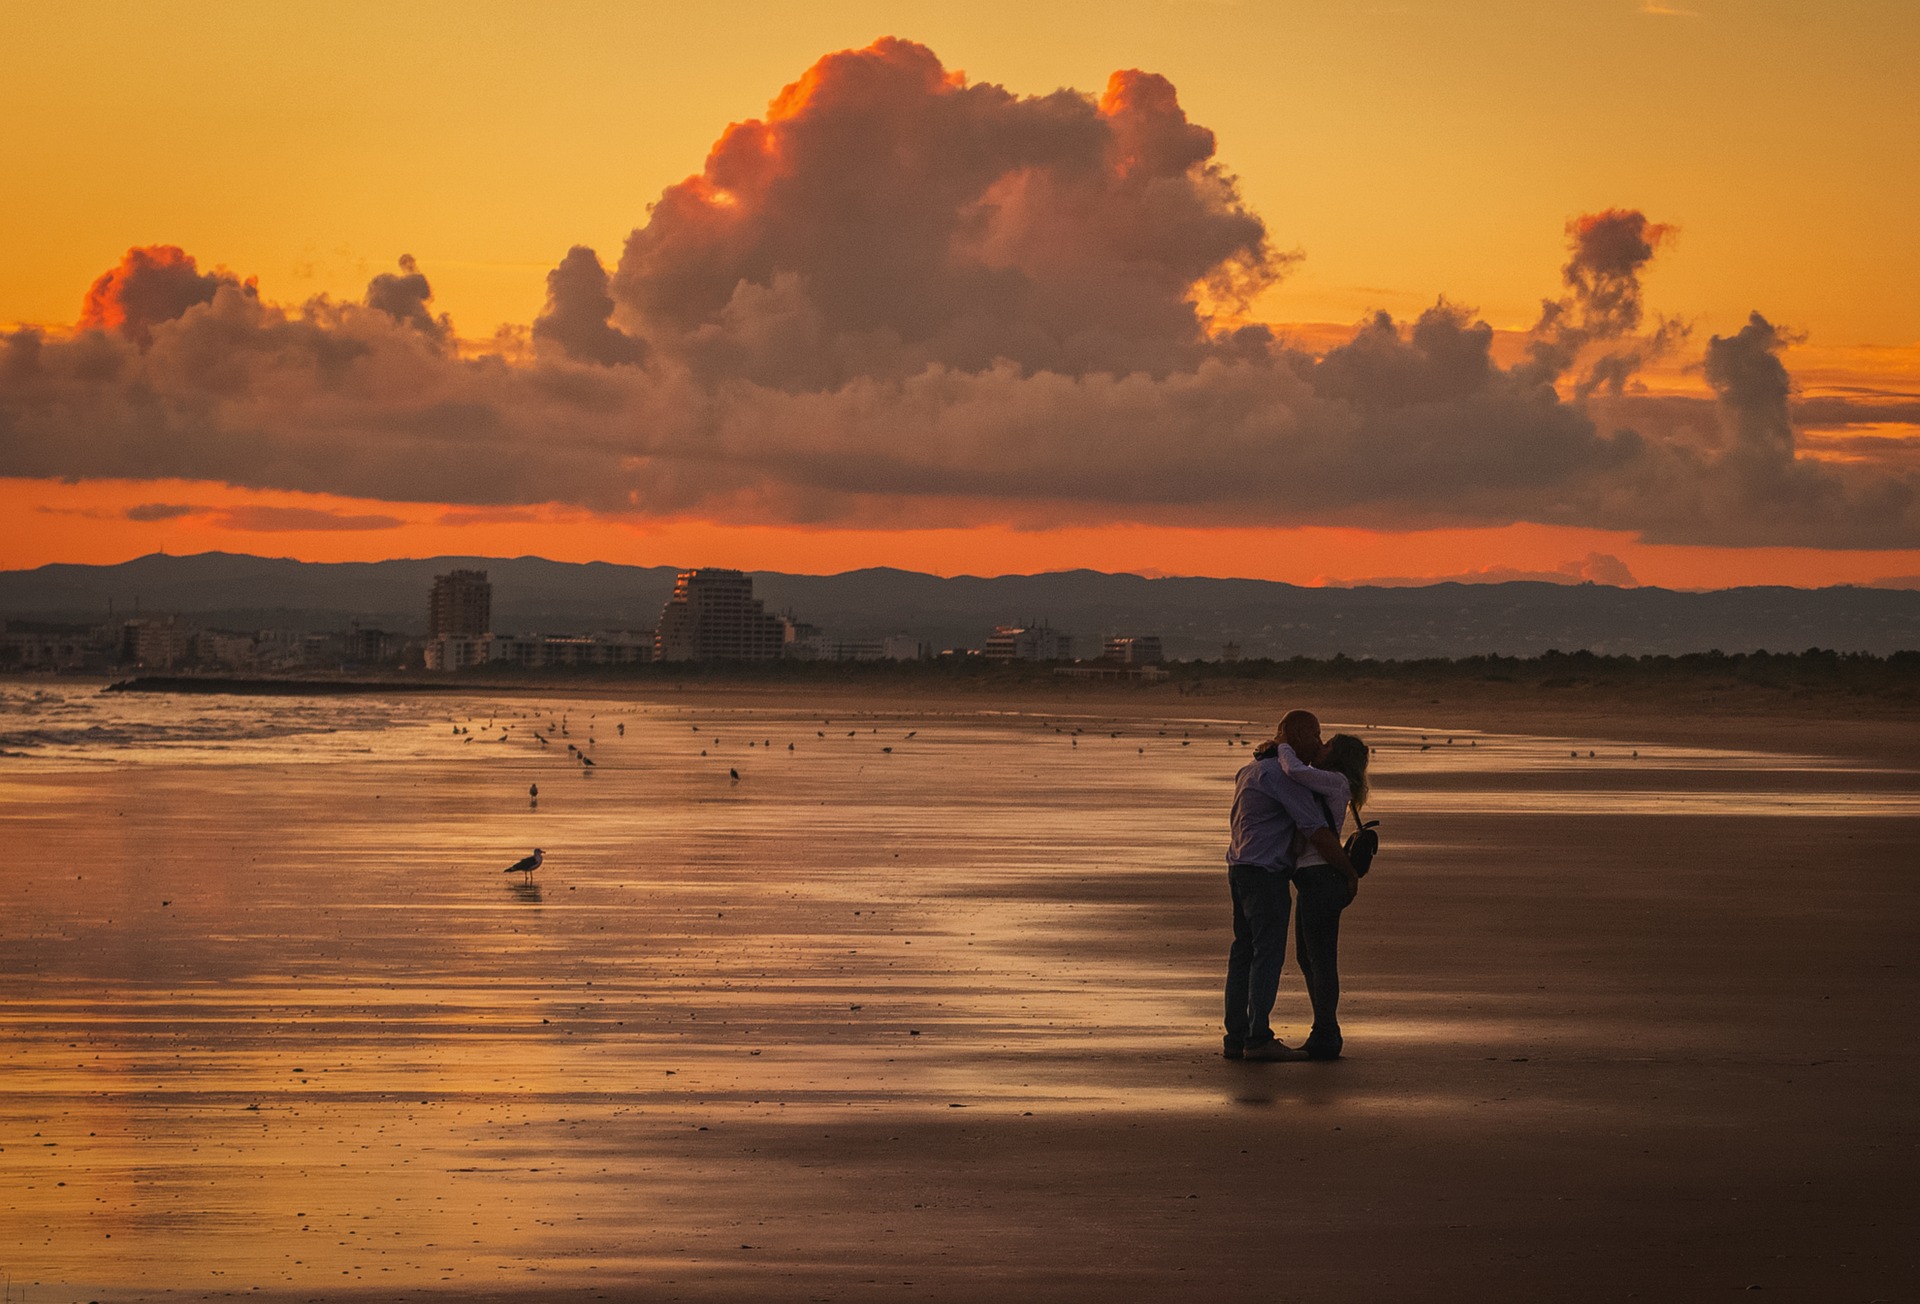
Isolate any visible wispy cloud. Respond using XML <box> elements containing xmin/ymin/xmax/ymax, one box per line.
<box><xmin>125</xmin><ymin>502</ymin><xmax>200</xmax><ymax>522</ymax></box>
<box><xmin>1333</xmin><ymin>553</ymin><xmax>1640</xmax><ymax>588</ymax></box>
<box><xmin>437</xmin><ymin>506</ymin><xmax>544</xmax><ymax>527</ymax></box>
<box><xmin>214</xmin><ymin>506</ymin><xmax>405</xmax><ymax>532</ymax></box>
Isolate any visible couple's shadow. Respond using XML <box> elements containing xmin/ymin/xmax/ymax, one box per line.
<box><xmin>1228</xmin><ymin>1057</ymin><xmax>1345</xmax><ymax>1108</ymax></box>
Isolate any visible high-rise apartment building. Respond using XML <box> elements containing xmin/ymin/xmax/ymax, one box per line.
<box><xmin>428</xmin><ymin>570</ymin><xmax>491</xmax><ymax>639</ymax></box>
<box><xmin>654</xmin><ymin>569</ymin><xmax>784</xmax><ymax>662</ymax></box>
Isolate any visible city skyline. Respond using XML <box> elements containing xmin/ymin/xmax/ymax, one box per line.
<box><xmin>3</xmin><ymin>5</ymin><xmax>1916</xmax><ymax>589</ymax></box>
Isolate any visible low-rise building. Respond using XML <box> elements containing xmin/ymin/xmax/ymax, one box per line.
<box><xmin>782</xmin><ymin>620</ymin><xmax>929</xmax><ymax>662</ymax></box>
<box><xmin>424</xmin><ymin>634</ymin><xmax>492</xmax><ymax>672</ymax></box>
<box><xmin>426</xmin><ymin>631</ymin><xmax>653</xmax><ymax>671</ymax></box>
<box><xmin>1103</xmin><ymin>635</ymin><xmax>1165</xmax><ymax>665</ymax></box>
<box><xmin>984</xmin><ymin>624</ymin><xmax>1073</xmax><ymax>661</ymax></box>
<box><xmin>254</xmin><ymin>629</ymin><xmax>312</xmax><ymax>670</ymax></box>
<box><xmin>0</xmin><ymin>623</ymin><xmax>113</xmax><ymax>672</ymax></box>
<box><xmin>194</xmin><ymin>629</ymin><xmax>261</xmax><ymax>669</ymax></box>
<box><xmin>344</xmin><ymin>626</ymin><xmax>396</xmax><ymax>666</ymax></box>
<box><xmin>781</xmin><ymin>619</ymin><xmax>834</xmax><ymax>660</ymax></box>
<box><xmin>120</xmin><ymin>617</ymin><xmax>190</xmax><ymax>669</ymax></box>
<box><xmin>1055</xmin><ymin>663</ymin><xmax>1170</xmax><ymax>683</ymax></box>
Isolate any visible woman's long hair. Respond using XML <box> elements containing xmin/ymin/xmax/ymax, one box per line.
<box><xmin>1323</xmin><ymin>733</ymin><xmax>1371</xmax><ymax>811</ymax></box>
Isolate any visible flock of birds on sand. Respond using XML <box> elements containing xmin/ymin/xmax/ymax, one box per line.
<box><xmin>475</xmin><ymin>708</ymin><xmax>1642</xmax><ymax>883</ymax></box>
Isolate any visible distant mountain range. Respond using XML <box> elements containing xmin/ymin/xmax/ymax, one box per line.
<box><xmin>3</xmin><ymin>552</ymin><xmax>1919</xmax><ymax>659</ymax></box>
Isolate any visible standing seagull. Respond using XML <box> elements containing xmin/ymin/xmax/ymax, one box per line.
<box><xmin>504</xmin><ymin>848</ymin><xmax>544</xmax><ymax>881</ymax></box>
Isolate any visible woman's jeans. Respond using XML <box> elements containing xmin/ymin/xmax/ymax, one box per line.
<box><xmin>1290</xmin><ymin>864</ymin><xmax>1347</xmax><ymax>1057</ymax></box>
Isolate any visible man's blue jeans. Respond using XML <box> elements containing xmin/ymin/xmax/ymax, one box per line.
<box><xmin>1224</xmin><ymin>865</ymin><xmax>1290</xmax><ymax>1050</ymax></box>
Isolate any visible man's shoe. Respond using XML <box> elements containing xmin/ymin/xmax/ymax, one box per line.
<box><xmin>1242</xmin><ymin>1039</ymin><xmax>1309</xmax><ymax>1062</ymax></box>
<box><xmin>1222</xmin><ymin>1041</ymin><xmax>1245</xmax><ymax>1060</ymax></box>
<box><xmin>1304</xmin><ymin>1044</ymin><xmax>1342</xmax><ymax>1061</ymax></box>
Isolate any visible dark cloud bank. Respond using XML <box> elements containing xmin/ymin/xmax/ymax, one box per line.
<box><xmin>3</xmin><ymin>37</ymin><xmax>1914</xmax><ymax>549</ymax></box>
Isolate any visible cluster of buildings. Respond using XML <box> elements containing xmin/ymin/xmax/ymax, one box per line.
<box><xmin>421</xmin><ymin>569</ymin><xmax>656</xmax><ymax>671</ymax></box>
<box><xmin>423</xmin><ymin>569</ymin><xmax>1163</xmax><ymax>674</ymax></box>
<box><xmin>0</xmin><ymin>616</ymin><xmax>388</xmax><ymax>674</ymax></box>
<box><xmin>423</xmin><ymin>568</ymin><xmax>931</xmax><ymax>669</ymax></box>
<box><xmin>2</xmin><ymin>566</ymin><xmax>1166</xmax><ymax>675</ymax></box>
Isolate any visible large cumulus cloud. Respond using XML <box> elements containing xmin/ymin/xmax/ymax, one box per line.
<box><xmin>1</xmin><ymin>38</ymin><xmax>1915</xmax><ymax>549</ymax></box>
<box><xmin>605</xmin><ymin>37</ymin><xmax>1282</xmax><ymax>388</ymax></box>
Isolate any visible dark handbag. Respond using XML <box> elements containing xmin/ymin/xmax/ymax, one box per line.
<box><xmin>1344</xmin><ymin>819</ymin><xmax>1380</xmax><ymax>877</ymax></box>
<box><xmin>1312</xmin><ymin>792</ymin><xmax>1381</xmax><ymax>878</ymax></box>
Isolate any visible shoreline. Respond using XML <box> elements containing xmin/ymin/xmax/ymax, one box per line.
<box><xmin>75</xmin><ymin>667</ymin><xmax>1920</xmax><ymax>765</ymax></box>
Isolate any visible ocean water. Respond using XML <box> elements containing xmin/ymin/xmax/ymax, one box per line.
<box><xmin>2</xmin><ymin>682</ymin><xmax>1915</xmax><ymax>1295</ymax></box>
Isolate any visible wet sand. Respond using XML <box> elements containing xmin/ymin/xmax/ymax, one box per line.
<box><xmin>2</xmin><ymin>684</ymin><xmax>1916</xmax><ymax>1301</ymax></box>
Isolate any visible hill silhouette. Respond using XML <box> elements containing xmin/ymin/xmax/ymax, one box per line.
<box><xmin>3</xmin><ymin>553</ymin><xmax>1918</xmax><ymax>659</ymax></box>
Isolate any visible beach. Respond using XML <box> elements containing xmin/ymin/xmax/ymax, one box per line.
<box><xmin>1</xmin><ymin>679</ymin><xmax>1915</xmax><ymax>1301</ymax></box>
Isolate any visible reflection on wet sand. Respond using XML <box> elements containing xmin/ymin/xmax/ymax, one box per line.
<box><xmin>1</xmin><ymin>685</ymin><xmax>1915</xmax><ymax>1298</ymax></box>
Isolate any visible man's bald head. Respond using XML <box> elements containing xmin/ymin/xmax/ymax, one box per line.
<box><xmin>1280</xmin><ymin>710</ymin><xmax>1323</xmax><ymax>761</ymax></box>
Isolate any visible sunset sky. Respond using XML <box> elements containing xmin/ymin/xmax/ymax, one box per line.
<box><xmin>3</xmin><ymin>0</ymin><xmax>1916</xmax><ymax>587</ymax></box>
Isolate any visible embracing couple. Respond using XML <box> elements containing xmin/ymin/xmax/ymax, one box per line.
<box><xmin>1222</xmin><ymin>709</ymin><xmax>1372</xmax><ymax>1063</ymax></box>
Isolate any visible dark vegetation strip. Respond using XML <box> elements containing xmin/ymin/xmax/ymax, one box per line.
<box><xmin>99</xmin><ymin>648</ymin><xmax>1920</xmax><ymax>700</ymax></box>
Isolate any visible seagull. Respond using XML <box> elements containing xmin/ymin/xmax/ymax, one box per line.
<box><xmin>504</xmin><ymin>848</ymin><xmax>543</xmax><ymax>880</ymax></box>
<box><xmin>529</xmin><ymin>783</ymin><xmax>538</xmax><ymax>800</ymax></box>
<box><xmin>729</xmin><ymin>767</ymin><xmax>740</xmax><ymax>782</ymax></box>
<box><xmin>579</xmin><ymin>753</ymin><xmax>595</xmax><ymax>768</ymax></box>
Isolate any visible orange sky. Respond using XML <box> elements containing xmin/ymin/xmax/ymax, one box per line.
<box><xmin>10</xmin><ymin>477</ymin><xmax>1916</xmax><ymax>591</ymax></box>
<box><xmin>2</xmin><ymin>4</ymin><xmax>1916</xmax><ymax>587</ymax></box>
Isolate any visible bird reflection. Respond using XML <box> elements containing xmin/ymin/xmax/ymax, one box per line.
<box><xmin>509</xmin><ymin>879</ymin><xmax>543</xmax><ymax>904</ymax></box>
